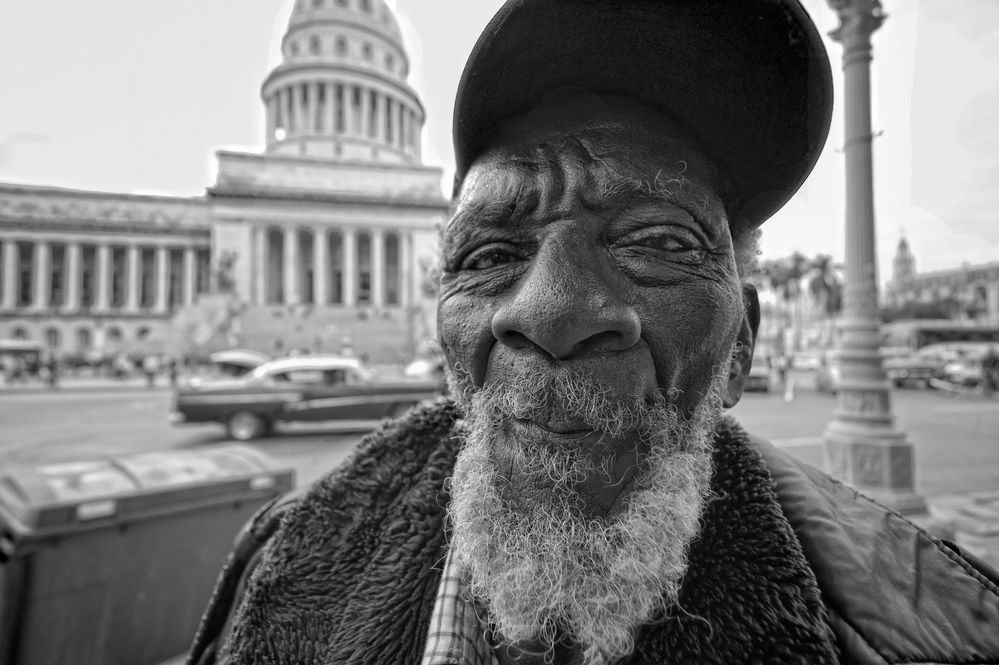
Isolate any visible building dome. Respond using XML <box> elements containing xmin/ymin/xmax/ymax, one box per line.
<box><xmin>260</xmin><ymin>0</ymin><xmax>425</xmax><ymax>164</ymax></box>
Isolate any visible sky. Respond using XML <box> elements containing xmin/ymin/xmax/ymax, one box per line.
<box><xmin>0</xmin><ymin>0</ymin><xmax>996</xmax><ymax>281</ymax></box>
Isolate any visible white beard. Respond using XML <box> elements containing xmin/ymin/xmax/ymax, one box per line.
<box><xmin>446</xmin><ymin>364</ymin><xmax>726</xmax><ymax>664</ymax></box>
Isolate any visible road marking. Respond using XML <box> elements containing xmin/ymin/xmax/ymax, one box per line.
<box><xmin>769</xmin><ymin>436</ymin><xmax>824</xmax><ymax>448</ymax></box>
<box><xmin>932</xmin><ymin>403</ymin><xmax>999</xmax><ymax>414</ymax></box>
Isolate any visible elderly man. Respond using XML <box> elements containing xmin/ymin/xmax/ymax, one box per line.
<box><xmin>190</xmin><ymin>1</ymin><xmax>999</xmax><ymax>663</ymax></box>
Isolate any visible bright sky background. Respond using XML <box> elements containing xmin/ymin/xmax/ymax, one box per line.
<box><xmin>0</xmin><ymin>0</ymin><xmax>996</xmax><ymax>281</ymax></box>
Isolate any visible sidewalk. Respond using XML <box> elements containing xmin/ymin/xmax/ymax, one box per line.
<box><xmin>0</xmin><ymin>375</ymin><xmax>172</xmax><ymax>394</ymax></box>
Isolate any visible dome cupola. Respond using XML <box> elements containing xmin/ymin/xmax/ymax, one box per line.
<box><xmin>260</xmin><ymin>0</ymin><xmax>425</xmax><ymax>164</ymax></box>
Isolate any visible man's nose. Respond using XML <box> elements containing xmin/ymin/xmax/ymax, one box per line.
<box><xmin>490</xmin><ymin>242</ymin><xmax>641</xmax><ymax>360</ymax></box>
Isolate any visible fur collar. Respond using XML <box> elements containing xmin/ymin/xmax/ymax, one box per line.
<box><xmin>218</xmin><ymin>401</ymin><xmax>838</xmax><ymax>664</ymax></box>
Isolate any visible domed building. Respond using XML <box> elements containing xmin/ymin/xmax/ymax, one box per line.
<box><xmin>0</xmin><ymin>0</ymin><xmax>448</xmax><ymax>363</ymax></box>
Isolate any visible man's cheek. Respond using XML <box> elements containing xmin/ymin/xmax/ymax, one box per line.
<box><xmin>437</xmin><ymin>296</ymin><xmax>496</xmax><ymax>388</ymax></box>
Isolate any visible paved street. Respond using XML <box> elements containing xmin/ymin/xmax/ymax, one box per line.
<box><xmin>1</xmin><ymin>374</ymin><xmax>997</xmax><ymax>499</ymax></box>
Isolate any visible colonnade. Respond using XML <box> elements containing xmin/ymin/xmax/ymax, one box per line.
<box><xmin>0</xmin><ymin>237</ymin><xmax>210</xmax><ymax>314</ymax></box>
<box><xmin>253</xmin><ymin>225</ymin><xmax>412</xmax><ymax>309</ymax></box>
<box><xmin>264</xmin><ymin>80</ymin><xmax>421</xmax><ymax>155</ymax></box>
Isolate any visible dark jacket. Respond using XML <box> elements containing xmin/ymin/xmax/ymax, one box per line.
<box><xmin>191</xmin><ymin>400</ymin><xmax>999</xmax><ymax>664</ymax></box>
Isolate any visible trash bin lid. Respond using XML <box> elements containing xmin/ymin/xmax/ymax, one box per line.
<box><xmin>0</xmin><ymin>444</ymin><xmax>291</xmax><ymax>534</ymax></box>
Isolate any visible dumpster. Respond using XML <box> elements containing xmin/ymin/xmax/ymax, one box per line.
<box><xmin>0</xmin><ymin>444</ymin><xmax>294</xmax><ymax>665</ymax></box>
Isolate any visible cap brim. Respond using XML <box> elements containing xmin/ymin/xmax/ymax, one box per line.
<box><xmin>453</xmin><ymin>0</ymin><xmax>833</xmax><ymax>235</ymax></box>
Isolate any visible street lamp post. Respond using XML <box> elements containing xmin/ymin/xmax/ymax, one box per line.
<box><xmin>823</xmin><ymin>0</ymin><xmax>926</xmax><ymax>514</ymax></box>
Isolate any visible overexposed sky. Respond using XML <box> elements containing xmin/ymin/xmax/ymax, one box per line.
<box><xmin>0</xmin><ymin>0</ymin><xmax>996</xmax><ymax>279</ymax></box>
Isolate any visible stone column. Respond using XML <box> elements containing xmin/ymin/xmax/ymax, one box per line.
<box><xmin>96</xmin><ymin>242</ymin><xmax>111</xmax><ymax>311</ymax></box>
<box><xmin>371</xmin><ymin>228</ymin><xmax>385</xmax><ymax>307</ymax></box>
<box><xmin>63</xmin><ymin>242</ymin><xmax>81</xmax><ymax>312</ymax></box>
<box><xmin>1</xmin><ymin>240</ymin><xmax>17</xmax><ymax>310</ymax></box>
<box><xmin>283</xmin><ymin>87</ymin><xmax>294</xmax><ymax>134</ymax></box>
<box><xmin>360</xmin><ymin>86</ymin><xmax>372</xmax><ymax>138</ymax></box>
<box><xmin>412</xmin><ymin>110</ymin><xmax>422</xmax><ymax>158</ymax></box>
<box><xmin>343</xmin><ymin>228</ymin><xmax>357</xmax><ymax>306</ymax></box>
<box><xmin>284</xmin><ymin>227</ymin><xmax>300</xmax><ymax>305</ymax></box>
<box><xmin>390</xmin><ymin>98</ymin><xmax>401</xmax><ymax>148</ymax></box>
<box><xmin>254</xmin><ymin>226</ymin><xmax>268</xmax><ymax>305</ymax></box>
<box><xmin>313</xmin><ymin>227</ymin><xmax>328</xmax><ymax>306</ymax></box>
<box><xmin>127</xmin><ymin>244</ymin><xmax>141</xmax><ymax>311</ymax></box>
<box><xmin>307</xmin><ymin>80</ymin><xmax>319</xmax><ymax>133</ymax></box>
<box><xmin>155</xmin><ymin>246</ymin><xmax>169</xmax><ymax>313</ymax></box>
<box><xmin>326</xmin><ymin>82</ymin><xmax>336</xmax><ymax>135</ymax></box>
<box><xmin>822</xmin><ymin>0</ymin><xmax>925</xmax><ymax>515</ymax></box>
<box><xmin>375</xmin><ymin>92</ymin><xmax>387</xmax><ymax>142</ymax></box>
<box><xmin>32</xmin><ymin>240</ymin><xmax>50</xmax><ymax>310</ymax></box>
<box><xmin>266</xmin><ymin>94</ymin><xmax>277</xmax><ymax>144</ymax></box>
<box><xmin>183</xmin><ymin>247</ymin><xmax>196</xmax><ymax>306</ymax></box>
<box><xmin>341</xmin><ymin>84</ymin><xmax>351</xmax><ymax>134</ymax></box>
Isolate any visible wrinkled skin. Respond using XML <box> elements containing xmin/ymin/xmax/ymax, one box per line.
<box><xmin>438</xmin><ymin>91</ymin><xmax>758</xmax><ymax>519</ymax></box>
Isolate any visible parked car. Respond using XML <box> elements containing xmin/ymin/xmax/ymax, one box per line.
<box><xmin>744</xmin><ymin>355</ymin><xmax>772</xmax><ymax>392</ymax></box>
<box><xmin>171</xmin><ymin>354</ymin><xmax>441</xmax><ymax>441</ymax></box>
<box><xmin>883</xmin><ymin>346</ymin><xmax>947</xmax><ymax>388</ymax></box>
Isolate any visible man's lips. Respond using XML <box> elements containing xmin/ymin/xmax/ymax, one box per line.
<box><xmin>511</xmin><ymin>417</ymin><xmax>593</xmax><ymax>437</ymax></box>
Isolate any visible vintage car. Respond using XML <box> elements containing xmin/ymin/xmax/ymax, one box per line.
<box><xmin>170</xmin><ymin>355</ymin><xmax>441</xmax><ymax>440</ymax></box>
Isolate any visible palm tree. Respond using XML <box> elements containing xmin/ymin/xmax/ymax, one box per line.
<box><xmin>807</xmin><ymin>254</ymin><xmax>844</xmax><ymax>345</ymax></box>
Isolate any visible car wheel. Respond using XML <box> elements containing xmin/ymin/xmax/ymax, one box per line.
<box><xmin>227</xmin><ymin>411</ymin><xmax>268</xmax><ymax>441</ymax></box>
<box><xmin>893</xmin><ymin>379</ymin><xmax>904</xmax><ymax>388</ymax></box>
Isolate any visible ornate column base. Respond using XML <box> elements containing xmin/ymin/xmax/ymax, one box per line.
<box><xmin>824</xmin><ymin>421</ymin><xmax>927</xmax><ymax>515</ymax></box>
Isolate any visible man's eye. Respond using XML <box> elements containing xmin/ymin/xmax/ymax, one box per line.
<box><xmin>619</xmin><ymin>226</ymin><xmax>701</xmax><ymax>252</ymax></box>
<box><xmin>459</xmin><ymin>244</ymin><xmax>519</xmax><ymax>271</ymax></box>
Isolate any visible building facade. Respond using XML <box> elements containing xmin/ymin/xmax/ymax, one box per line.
<box><xmin>0</xmin><ymin>0</ymin><xmax>448</xmax><ymax>362</ymax></box>
<box><xmin>884</xmin><ymin>236</ymin><xmax>999</xmax><ymax>325</ymax></box>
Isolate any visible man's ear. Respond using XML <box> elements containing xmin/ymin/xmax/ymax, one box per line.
<box><xmin>723</xmin><ymin>283</ymin><xmax>761</xmax><ymax>408</ymax></box>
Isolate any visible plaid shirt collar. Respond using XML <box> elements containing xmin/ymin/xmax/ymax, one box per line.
<box><xmin>421</xmin><ymin>547</ymin><xmax>499</xmax><ymax>665</ymax></box>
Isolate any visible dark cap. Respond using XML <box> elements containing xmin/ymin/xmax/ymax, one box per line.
<box><xmin>452</xmin><ymin>0</ymin><xmax>834</xmax><ymax>235</ymax></box>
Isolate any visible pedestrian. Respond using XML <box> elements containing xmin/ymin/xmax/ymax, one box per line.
<box><xmin>167</xmin><ymin>356</ymin><xmax>179</xmax><ymax>387</ymax></box>
<box><xmin>142</xmin><ymin>354</ymin><xmax>159</xmax><ymax>388</ymax></box>
<box><xmin>191</xmin><ymin>2</ymin><xmax>999</xmax><ymax>663</ymax></box>
<box><xmin>982</xmin><ymin>345</ymin><xmax>999</xmax><ymax>397</ymax></box>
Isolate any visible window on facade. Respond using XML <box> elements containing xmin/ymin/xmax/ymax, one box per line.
<box><xmin>310</xmin><ymin>36</ymin><xmax>321</xmax><ymax>54</ymax></box>
<box><xmin>11</xmin><ymin>326</ymin><xmax>29</xmax><ymax>339</ymax></box>
<box><xmin>106</xmin><ymin>326</ymin><xmax>123</xmax><ymax>342</ymax></box>
<box><xmin>336</xmin><ymin>37</ymin><xmax>348</xmax><ymax>56</ymax></box>
<box><xmin>328</xmin><ymin>232</ymin><xmax>343</xmax><ymax>304</ymax></box>
<box><xmin>16</xmin><ymin>242</ymin><xmax>34</xmax><ymax>307</ymax></box>
<box><xmin>44</xmin><ymin>327</ymin><xmax>61</xmax><ymax>350</ymax></box>
<box><xmin>385</xmin><ymin>54</ymin><xmax>395</xmax><ymax>72</ymax></box>
<box><xmin>334</xmin><ymin>83</ymin><xmax>345</xmax><ymax>132</ymax></box>
<box><xmin>136</xmin><ymin>326</ymin><xmax>151</xmax><ymax>340</ymax></box>
<box><xmin>368</xmin><ymin>90</ymin><xmax>378</xmax><ymax>137</ymax></box>
<box><xmin>313</xmin><ymin>0</ymin><xmax>324</xmax><ymax>7</ymax></box>
<box><xmin>75</xmin><ymin>327</ymin><xmax>92</xmax><ymax>351</ymax></box>
<box><xmin>362</xmin><ymin>42</ymin><xmax>373</xmax><ymax>61</ymax></box>
<box><xmin>385</xmin><ymin>233</ymin><xmax>400</xmax><ymax>305</ymax></box>
<box><xmin>357</xmin><ymin>232</ymin><xmax>371</xmax><ymax>304</ymax></box>
<box><xmin>290</xmin><ymin>41</ymin><xmax>300</xmax><ymax>56</ymax></box>
<box><xmin>360</xmin><ymin>0</ymin><xmax>371</xmax><ymax>12</ymax></box>
<box><xmin>267</xmin><ymin>228</ymin><xmax>285</xmax><ymax>305</ymax></box>
<box><xmin>80</xmin><ymin>244</ymin><xmax>97</xmax><ymax>308</ymax></box>
<box><xmin>385</xmin><ymin>97</ymin><xmax>394</xmax><ymax>143</ymax></box>
<box><xmin>352</xmin><ymin>86</ymin><xmax>363</xmax><ymax>131</ymax></box>
<box><xmin>49</xmin><ymin>243</ymin><xmax>65</xmax><ymax>307</ymax></box>
<box><xmin>140</xmin><ymin>248</ymin><xmax>156</xmax><ymax>308</ymax></box>
<box><xmin>300</xmin><ymin>231</ymin><xmax>315</xmax><ymax>305</ymax></box>
<box><xmin>111</xmin><ymin>246</ymin><xmax>127</xmax><ymax>308</ymax></box>
<box><xmin>168</xmin><ymin>248</ymin><xmax>184</xmax><ymax>309</ymax></box>
<box><xmin>196</xmin><ymin>249</ymin><xmax>211</xmax><ymax>294</ymax></box>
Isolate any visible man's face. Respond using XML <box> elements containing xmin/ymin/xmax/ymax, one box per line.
<box><xmin>439</xmin><ymin>93</ymin><xmax>745</xmax><ymax>510</ymax></box>
<box><xmin>439</xmin><ymin>92</ymin><xmax>750</xmax><ymax>660</ymax></box>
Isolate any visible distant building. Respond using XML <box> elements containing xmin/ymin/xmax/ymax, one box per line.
<box><xmin>0</xmin><ymin>0</ymin><xmax>448</xmax><ymax>362</ymax></box>
<box><xmin>884</xmin><ymin>236</ymin><xmax>999</xmax><ymax>324</ymax></box>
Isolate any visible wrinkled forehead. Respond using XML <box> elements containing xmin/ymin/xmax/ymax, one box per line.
<box><xmin>451</xmin><ymin>92</ymin><xmax>731</xmax><ymax>228</ymax></box>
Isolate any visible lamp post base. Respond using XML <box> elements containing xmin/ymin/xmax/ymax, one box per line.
<box><xmin>824</xmin><ymin>421</ymin><xmax>928</xmax><ymax>516</ymax></box>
